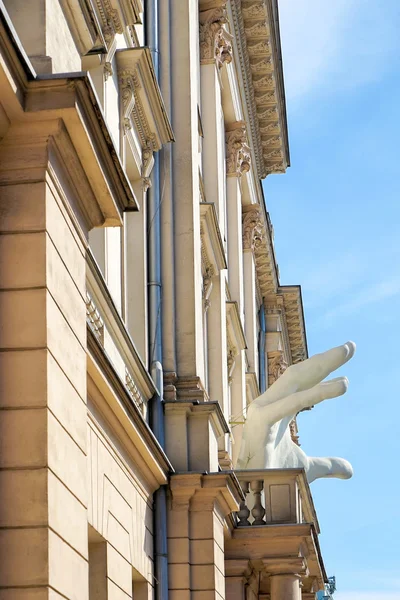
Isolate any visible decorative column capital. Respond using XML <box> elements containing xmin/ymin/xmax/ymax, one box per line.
<box><xmin>242</xmin><ymin>205</ymin><xmax>263</xmax><ymax>252</ymax></box>
<box><xmin>267</xmin><ymin>350</ymin><xmax>287</xmax><ymax>387</ymax></box>
<box><xmin>263</xmin><ymin>556</ymin><xmax>308</xmax><ymax>577</ymax></box>
<box><xmin>199</xmin><ymin>3</ymin><xmax>233</xmax><ymax>68</ymax></box>
<box><xmin>226</xmin><ymin>122</ymin><xmax>251</xmax><ymax>177</ymax></box>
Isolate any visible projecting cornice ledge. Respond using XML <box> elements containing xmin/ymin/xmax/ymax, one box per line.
<box><xmin>265</xmin><ymin>286</ymin><xmax>308</xmax><ymax>364</ymax></box>
<box><xmin>116</xmin><ymin>47</ymin><xmax>174</xmax><ymax>149</ymax></box>
<box><xmin>278</xmin><ymin>285</ymin><xmax>308</xmax><ymax>363</ymax></box>
<box><xmin>230</xmin><ymin>0</ymin><xmax>290</xmax><ymax>178</ymax></box>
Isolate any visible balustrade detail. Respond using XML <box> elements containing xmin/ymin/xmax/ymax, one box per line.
<box><xmin>234</xmin><ymin>469</ymin><xmax>320</xmax><ymax>531</ymax></box>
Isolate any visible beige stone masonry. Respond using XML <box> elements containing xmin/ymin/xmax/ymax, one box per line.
<box><xmin>168</xmin><ymin>473</ymin><xmax>243</xmax><ymax>600</ymax></box>
<box><xmin>0</xmin><ymin>137</ymin><xmax>89</xmax><ymax>598</ymax></box>
<box><xmin>165</xmin><ymin>401</ymin><xmax>229</xmax><ymax>472</ymax></box>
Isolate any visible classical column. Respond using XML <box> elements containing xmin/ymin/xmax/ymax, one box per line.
<box><xmin>265</xmin><ymin>556</ymin><xmax>307</xmax><ymax>600</ymax></box>
<box><xmin>207</xmin><ymin>271</ymin><xmax>229</xmax><ymax>419</ymax></box>
<box><xmin>0</xmin><ymin>122</ymin><xmax>89</xmax><ymax>598</ymax></box>
<box><xmin>242</xmin><ymin>205</ymin><xmax>264</xmax><ymax>377</ymax></box>
<box><xmin>199</xmin><ymin>2</ymin><xmax>233</xmax><ymax>422</ymax></box>
<box><xmin>226</xmin><ymin>123</ymin><xmax>251</xmax><ymax>466</ymax></box>
<box><xmin>270</xmin><ymin>574</ymin><xmax>302</xmax><ymax>600</ymax></box>
<box><xmin>226</xmin><ymin>122</ymin><xmax>251</xmax><ymax>315</ymax></box>
<box><xmin>200</xmin><ymin>1</ymin><xmax>233</xmax><ymax>240</ymax></box>
<box><xmin>170</xmin><ymin>0</ymin><xmax>205</xmax><ymax>387</ymax></box>
<box><xmin>124</xmin><ymin>179</ymin><xmax>149</xmax><ymax>365</ymax></box>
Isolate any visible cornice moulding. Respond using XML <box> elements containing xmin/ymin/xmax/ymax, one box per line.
<box><xmin>0</xmin><ymin>13</ymin><xmax>138</xmax><ymax>220</ymax></box>
<box><xmin>230</xmin><ymin>0</ymin><xmax>290</xmax><ymax>178</ymax></box>
<box><xmin>170</xmin><ymin>471</ymin><xmax>243</xmax><ymax>517</ymax></box>
<box><xmin>59</xmin><ymin>0</ymin><xmax>142</xmax><ymax>55</ymax></box>
<box><xmin>116</xmin><ymin>47</ymin><xmax>174</xmax><ymax>149</ymax></box>
<box><xmin>165</xmin><ymin>400</ymin><xmax>230</xmax><ymax>437</ymax></box>
<box><xmin>278</xmin><ymin>285</ymin><xmax>308</xmax><ymax>363</ymax></box>
<box><xmin>87</xmin><ymin>340</ymin><xmax>172</xmax><ymax>490</ymax></box>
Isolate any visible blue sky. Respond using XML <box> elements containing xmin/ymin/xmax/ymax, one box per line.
<box><xmin>263</xmin><ymin>2</ymin><xmax>400</xmax><ymax>599</ymax></box>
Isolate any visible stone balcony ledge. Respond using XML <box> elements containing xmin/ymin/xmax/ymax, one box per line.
<box><xmin>234</xmin><ymin>468</ymin><xmax>319</xmax><ymax>530</ymax></box>
<box><xmin>224</xmin><ymin>468</ymin><xmax>327</xmax><ymax>595</ymax></box>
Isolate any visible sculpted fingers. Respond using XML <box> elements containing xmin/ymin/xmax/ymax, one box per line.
<box><xmin>285</xmin><ymin>341</ymin><xmax>356</xmax><ymax>392</ymax></box>
<box><xmin>252</xmin><ymin>342</ymin><xmax>355</xmax><ymax>409</ymax></box>
<box><xmin>307</xmin><ymin>457</ymin><xmax>354</xmax><ymax>483</ymax></box>
<box><xmin>302</xmin><ymin>376</ymin><xmax>349</xmax><ymax>406</ymax></box>
<box><xmin>262</xmin><ymin>376</ymin><xmax>349</xmax><ymax>424</ymax></box>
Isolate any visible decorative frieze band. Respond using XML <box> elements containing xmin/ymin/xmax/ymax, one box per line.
<box><xmin>199</xmin><ymin>2</ymin><xmax>233</xmax><ymax>69</ymax></box>
<box><xmin>242</xmin><ymin>205</ymin><xmax>263</xmax><ymax>252</ymax></box>
<box><xmin>226</xmin><ymin>122</ymin><xmax>251</xmax><ymax>177</ymax></box>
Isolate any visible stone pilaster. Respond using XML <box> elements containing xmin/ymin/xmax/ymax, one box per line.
<box><xmin>225</xmin><ymin>128</ymin><xmax>250</xmax><ymax>465</ymax></box>
<box><xmin>170</xmin><ymin>0</ymin><xmax>204</xmax><ymax>383</ymax></box>
<box><xmin>242</xmin><ymin>205</ymin><xmax>263</xmax><ymax>375</ymax></box>
<box><xmin>168</xmin><ymin>473</ymin><xmax>242</xmax><ymax>600</ymax></box>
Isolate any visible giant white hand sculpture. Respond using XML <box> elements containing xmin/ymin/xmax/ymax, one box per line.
<box><xmin>236</xmin><ymin>342</ymin><xmax>356</xmax><ymax>483</ymax></box>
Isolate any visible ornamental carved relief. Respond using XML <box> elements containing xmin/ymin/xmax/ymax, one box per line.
<box><xmin>225</xmin><ymin>122</ymin><xmax>251</xmax><ymax>177</ymax></box>
<box><xmin>267</xmin><ymin>350</ymin><xmax>287</xmax><ymax>387</ymax></box>
<box><xmin>199</xmin><ymin>4</ymin><xmax>233</xmax><ymax>68</ymax></box>
<box><xmin>242</xmin><ymin>205</ymin><xmax>263</xmax><ymax>252</ymax></box>
<box><xmin>119</xmin><ymin>69</ymin><xmax>136</xmax><ymax>116</ymax></box>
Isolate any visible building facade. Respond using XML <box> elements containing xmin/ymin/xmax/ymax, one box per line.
<box><xmin>0</xmin><ymin>1</ymin><xmax>325</xmax><ymax>600</ymax></box>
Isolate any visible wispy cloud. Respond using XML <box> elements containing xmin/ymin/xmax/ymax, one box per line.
<box><xmin>310</xmin><ymin>276</ymin><xmax>400</xmax><ymax>329</ymax></box>
<box><xmin>278</xmin><ymin>0</ymin><xmax>400</xmax><ymax>102</ymax></box>
<box><xmin>300</xmin><ymin>253</ymin><xmax>365</xmax><ymax>309</ymax></box>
